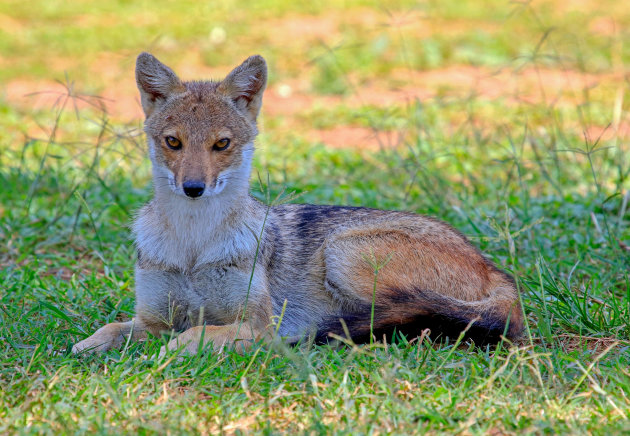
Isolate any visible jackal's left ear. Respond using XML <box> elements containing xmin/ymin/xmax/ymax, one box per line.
<box><xmin>218</xmin><ymin>55</ymin><xmax>267</xmax><ymax>121</ymax></box>
<box><xmin>135</xmin><ymin>52</ymin><xmax>186</xmax><ymax>117</ymax></box>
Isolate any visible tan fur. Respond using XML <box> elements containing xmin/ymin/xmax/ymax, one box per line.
<box><xmin>72</xmin><ymin>320</ymin><xmax>147</xmax><ymax>353</ymax></box>
<box><xmin>72</xmin><ymin>53</ymin><xmax>524</xmax><ymax>356</ymax></box>
<box><xmin>159</xmin><ymin>322</ymin><xmax>268</xmax><ymax>357</ymax></box>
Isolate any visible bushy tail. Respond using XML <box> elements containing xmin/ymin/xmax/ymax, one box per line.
<box><xmin>316</xmin><ymin>287</ymin><xmax>524</xmax><ymax>346</ymax></box>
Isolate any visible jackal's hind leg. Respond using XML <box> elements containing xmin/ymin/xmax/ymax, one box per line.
<box><xmin>320</xmin><ymin>226</ymin><xmax>523</xmax><ymax>342</ymax></box>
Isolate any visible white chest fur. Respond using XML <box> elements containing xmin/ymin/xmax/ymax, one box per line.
<box><xmin>132</xmin><ymin>192</ymin><xmax>268</xmax><ymax>332</ymax></box>
<box><xmin>133</xmin><ymin>192</ymin><xmax>262</xmax><ymax>271</ymax></box>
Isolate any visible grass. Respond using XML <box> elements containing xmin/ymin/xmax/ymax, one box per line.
<box><xmin>1</xmin><ymin>0</ymin><xmax>630</xmax><ymax>434</ymax></box>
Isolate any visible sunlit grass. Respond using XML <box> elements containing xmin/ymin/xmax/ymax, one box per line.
<box><xmin>1</xmin><ymin>0</ymin><xmax>629</xmax><ymax>434</ymax></box>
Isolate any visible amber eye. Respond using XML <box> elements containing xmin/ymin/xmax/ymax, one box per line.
<box><xmin>165</xmin><ymin>136</ymin><xmax>181</xmax><ymax>150</ymax></box>
<box><xmin>213</xmin><ymin>138</ymin><xmax>230</xmax><ymax>151</ymax></box>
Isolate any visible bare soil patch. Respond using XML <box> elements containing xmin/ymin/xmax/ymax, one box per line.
<box><xmin>4</xmin><ymin>57</ymin><xmax>626</xmax><ymax>149</ymax></box>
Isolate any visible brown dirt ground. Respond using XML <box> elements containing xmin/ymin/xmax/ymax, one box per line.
<box><xmin>4</xmin><ymin>59</ymin><xmax>627</xmax><ymax>150</ymax></box>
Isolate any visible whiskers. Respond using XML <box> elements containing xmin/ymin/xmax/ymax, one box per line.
<box><xmin>153</xmin><ymin>176</ymin><xmax>176</xmax><ymax>191</ymax></box>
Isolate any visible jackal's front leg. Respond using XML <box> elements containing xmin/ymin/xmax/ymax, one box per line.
<box><xmin>159</xmin><ymin>322</ymin><xmax>268</xmax><ymax>357</ymax></box>
<box><xmin>72</xmin><ymin>319</ymin><xmax>147</xmax><ymax>354</ymax></box>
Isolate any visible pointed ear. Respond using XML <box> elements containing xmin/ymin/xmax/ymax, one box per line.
<box><xmin>135</xmin><ymin>52</ymin><xmax>186</xmax><ymax>117</ymax></box>
<box><xmin>217</xmin><ymin>55</ymin><xmax>267</xmax><ymax>121</ymax></box>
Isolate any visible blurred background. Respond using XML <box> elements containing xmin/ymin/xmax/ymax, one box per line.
<box><xmin>2</xmin><ymin>0</ymin><xmax>628</xmax><ymax>150</ymax></box>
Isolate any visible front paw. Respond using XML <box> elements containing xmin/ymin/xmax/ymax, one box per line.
<box><xmin>157</xmin><ymin>337</ymin><xmax>200</xmax><ymax>360</ymax></box>
<box><xmin>157</xmin><ymin>344</ymin><xmax>170</xmax><ymax>360</ymax></box>
<box><xmin>72</xmin><ymin>323</ymin><xmax>125</xmax><ymax>354</ymax></box>
<box><xmin>72</xmin><ymin>335</ymin><xmax>113</xmax><ymax>354</ymax></box>
<box><xmin>157</xmin><ymin>326</ymin><xmax>227</xmax><ymax>359</ymax></box>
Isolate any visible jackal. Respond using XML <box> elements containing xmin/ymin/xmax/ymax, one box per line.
<box><xmin>72</xmin><ymin>53</ymin><xmax>523</xmax><ymax>355</ymax></box>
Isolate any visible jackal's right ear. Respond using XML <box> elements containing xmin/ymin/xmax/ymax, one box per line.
<box><xmin>135</xmin><ymin>52</ymin><xmax>186</xmax><ymax>117</ymax></box>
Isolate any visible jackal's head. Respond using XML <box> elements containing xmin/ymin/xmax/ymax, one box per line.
<box><xmin>136</xmin><ymin>52</ymin><xmax>266</xmax><ymax>199</ymax></box>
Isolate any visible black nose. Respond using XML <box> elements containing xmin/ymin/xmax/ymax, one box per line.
<box><xmin>183</xmin><ymin>181</ymin><xmax>205</xmax><ymax>198</ymax></box>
